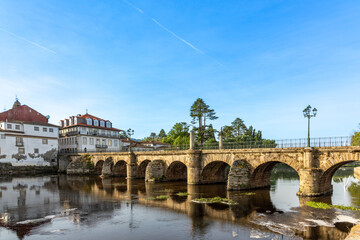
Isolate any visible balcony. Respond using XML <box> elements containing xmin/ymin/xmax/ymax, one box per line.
<box><xmin>95</xmin><ymin>144</ymin><xmax>108</xmax><ymax>148</ymax></box>
<box><xmin>16</xmin><ymin>142</ymin><xmax>24</xmax><ymax>147</ymax></box>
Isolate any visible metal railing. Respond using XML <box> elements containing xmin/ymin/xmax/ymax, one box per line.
<box><xmin>95</xmin><ymin>144</ymin><xmax>108</xmax><ymax>148</ymax></box>
<box><xmin>58</xmin><ymin>137</ymin><xmax>356</xmax><ymax>154</ymax></box>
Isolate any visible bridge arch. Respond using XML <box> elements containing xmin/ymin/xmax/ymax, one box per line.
<box><xmin>201</xmin><ymin>161</ymin><xmax>231</xmax><ymax>184</ymax></box>
<box><xmin>113</xmin><ymin>160</ymin><xmax>127</xmax><ymax>177</ymax></box>
<box><xmin>94</xmin><ymin>160</ymin><xmax>104</xmax><ymax>175</ymax></box>
<box><xmin>250</xmin><ymin>161</ymin><xmax>299</xmax><ymax>189</ymax></box>
<box><xmin>137</xmin><ymin>160</ymin><xmax>151</xmax><ymax>178</ymax></box>
<box><xmin>320</xmin><ymin>160</ymin><xmax>359</xmax><ymax>194</ymax></box>
<box><xmin>165</xmin><ymin>161</ymin><xmax>187</xmax><ymax>181</ymax></box>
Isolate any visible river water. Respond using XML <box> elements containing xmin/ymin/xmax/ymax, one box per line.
<box><xmin>1</xmin><ymin>167</ymin><xmax>360</xmax><ymax>240</ymax></box>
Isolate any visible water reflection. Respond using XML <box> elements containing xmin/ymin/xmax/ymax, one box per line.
<box><xmin>0</xmin><ymin>175</ymin><xmax>359</xmax><ymax>240</ymax></box>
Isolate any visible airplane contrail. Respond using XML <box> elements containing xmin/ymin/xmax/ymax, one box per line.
<box><xmin>0</xmin><ymin>27</ymin><xmax>56</xmax><ymax>54</ymax></box>
<box><xmin>122</xmin><ymin>0</ymin><xmax>224</xmax><ymax>67</ymax></box>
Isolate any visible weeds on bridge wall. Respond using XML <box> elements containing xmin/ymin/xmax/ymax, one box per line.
<box><xmin>82</xmin><ymin>154</ymin><xmax>94</xmax><ymax>170</ymax></box>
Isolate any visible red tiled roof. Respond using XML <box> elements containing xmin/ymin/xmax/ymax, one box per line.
<box><xmin>78</xmin><ymin>113</ymin><xmax>109</xmax><ymax>122</ymax></box>
<box><xmin>61</xmin><ymin>122</ymin><xmax>122</xmax><ymax>131</ymax></box>
<box><xmin>0</xmin><ymin>104</ymin><xmax>48</xmax><ymax>123</ymax></box>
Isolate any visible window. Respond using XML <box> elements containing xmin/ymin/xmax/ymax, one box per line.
<box><xmin>83</xmin><ymin>137</ymin><xmax>87</xmax><ymax>145</ymax></box>
<box><xmin>0</xmin><ymin>134</ymin><xmax>5</xmax><ymax>139</ymax></box>
<box><xmin>106</xmin><ymin>122</ymin><xmax>111</xmax><ymax>128</ymax></box>
<box><xmin>43</xmin><ymin>128</ymin><xmax>47</xmax><ymax>132</ymax></box>
<box><xmin>34</xmin><ymin>148</ymin><xmax>39</xmax><ymax>153</ymax></box>
<box><xmin>96</xmin><ymin>139</ymin><xmax>100</xmax><ymax>145</ymax></box>
<box><xmin>15</xmin><ymin>125</ymin><xmax>20</xmax><ymax>130</ymax></box>
<box><xmin>16</xmin><ymin>137</ymin><xmax>23</xmax><ymax>146</ymax></box>
<box><xmin>34</xmin><ymin>126</ymin><xmax>39</xmax><ymax>131</ymax></box>
<box><xmin>100</xmin><ymin>120</ymin><xmax>105</xmax><ymax>127</ymax></box>
<box><xmin>49</xmin><ymin>128</ymin><xmax>53</xmax><ymax>133</ymax></box>
<box><xmin>114</xmin><ymin>140</ymin><xmax>118</xmax><ymax>147</ymax></box>
<box><xmin>94</xmin><ymin>119</ymin><xmax>99</xmax><ymax>126</ymax></box>
<box><xmin>42</xmin><ymin>139</ymin><xmax>48</xmax><ymax>144</ymax></box>
<box><xmin>18</xmin><ymin>148</ymin><xmax>25</xmax><ymax>154</ymax></box>
<box><xmin>86</xmin><ymin>118</ymin><xmax>92</xmax><ymax>125</ymax></box>
<box><xmin>108</xmin><ymin>140</ymin><xmax>112</xmax><ymax>146</ymax></box>
<box><xmin>90</xmin><ymin>138</ymin><xmax>94</xmax><ymax>145</ymax></box>
<box><xmin>7</xmin><ymin>124</ymin><xmax>12</xmax><ymax>129</ymax></box>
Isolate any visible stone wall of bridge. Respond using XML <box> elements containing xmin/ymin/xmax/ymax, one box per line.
<box><xmin>62</xmin><ymin>146</ymin><xmax>360</xmax><ymax>197</ymax></box>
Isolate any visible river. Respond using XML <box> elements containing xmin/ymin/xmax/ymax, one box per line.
<box><xmin>1</xmin><ymin>165</ymin><xmax>360</xmax><ymax>240</ymax></box>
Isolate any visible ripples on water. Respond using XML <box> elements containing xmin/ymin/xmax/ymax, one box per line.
<box><xmin>0</xmin><ymin>167</ymin><xmax>359</xmax><ymax>240</ymax></box>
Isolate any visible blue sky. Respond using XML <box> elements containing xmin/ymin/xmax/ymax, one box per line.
<box><xmin>0</xmin><ymin>0</ymin><xmax>359</xmax><ymax>139</ymax></box>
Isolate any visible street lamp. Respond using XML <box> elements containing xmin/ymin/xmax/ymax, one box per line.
<box><xmin>303</xmin><ymin>105</ymin><xmax>318</xmax><ymax>147</ymax></box>
<box><xmin>127</xmin><ymin>128</ymin><xmax>134</xmax><ymax>152</ymax></box>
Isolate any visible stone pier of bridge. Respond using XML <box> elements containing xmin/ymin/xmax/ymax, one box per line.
<box><xmin>61</xmin><ymin>141</ymin><xmax>360</xmax><ymax>197</ymax></box>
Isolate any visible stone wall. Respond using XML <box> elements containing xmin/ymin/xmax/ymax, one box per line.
<box><xmin>0</xmin><ymin>162</ymin><xmax>57</xmax><ymax>176</ymax></box>
<box><xmin>145</xmin><ymin>160</ymin><xmax>165</xmax><ymax>182</ymax></box>
<box><xmin>354</xmin><ymin>167</ymin><xmax>360</xmax><ymax>181</ymax></box>
<box><xmin>345</xmin><ymin>224</ymin><xmax>360</xmax><ymax>240</ymax></box>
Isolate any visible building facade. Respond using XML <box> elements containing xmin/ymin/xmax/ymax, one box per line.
<box><xmin>0</xmin><ymin>100</ymin><xmax>59</xmax><ymax>166</ymax></box>
<box><xmin>59</xmin><ymin>113</ymin><xmax>123</xmax><ymax>153</ymax></box>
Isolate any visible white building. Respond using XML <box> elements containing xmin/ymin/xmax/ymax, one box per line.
<box><xmin>59</xmin><ymin>113</ymin><xmax>123</xmax><ymax>153</ymax></box>
<box><xmin>0</xmin><ymin>100</ymin><xmax>59</xmax><ymax>166</ymax></box>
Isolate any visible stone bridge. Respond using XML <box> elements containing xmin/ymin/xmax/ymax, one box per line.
<box><xmin>61</xmin><ymin>144</ymin><xmax>360</xmax><ymax>197</ymax></box>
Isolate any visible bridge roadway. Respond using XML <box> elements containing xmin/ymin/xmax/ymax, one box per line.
<box><xmin>61</xmin><ymin>144</ymin><xmax>360</xmax><ymax>197</ymax></box>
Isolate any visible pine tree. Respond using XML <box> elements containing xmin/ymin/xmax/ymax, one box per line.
<box><xmin>190</xmin><ymin>98</ymin><xmax>218</xmax><ymax>144</ymax></box>
<box><xmin>158</xmin><ymin>129</ymin><xmax>167</xmax><ymax>138</ymax></box>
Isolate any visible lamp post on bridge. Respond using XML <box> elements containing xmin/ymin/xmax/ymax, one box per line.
<box><xmin>127</xmin><ymin>128</ymin><xmax>134</xmax><ymax>152</ymax></box>
<box><xmin>303</xmin><ymin>105</ymin><xmax>317</xmax><ymax>147</ymax></box>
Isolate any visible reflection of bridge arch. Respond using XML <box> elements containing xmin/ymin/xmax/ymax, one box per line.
<box><xmin>165</xmin><ymin>161</ymin><xmax>187</xmax><ymax>181</ymax></box>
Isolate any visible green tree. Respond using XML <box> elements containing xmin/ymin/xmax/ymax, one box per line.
<box><xmin>164</xmin><ymin>122</ymin><xmax>190</xmax><ymax>145</ymax></box>
<box><xmin>351</xmin><ymin>124</ymin><xmax>360</xmax><ymax>146</ymax></box>
<box><xmin>119</xmin><ymin>131</ymin><xmax>128</xmax><ymax>139</ymax></box>
<box><xmin>190</xmin><ymin>98</ymin><xmax>218</xmax><ymax>144</ymax></box>
<box><xmin>158</xmin><ymin>129</ymin><xmax>167</xmax><ymax>139</ymax></box>
<box><xmin>352</xmin><ymin>132</ymin><xmax>360</xmax><ymax>146</ymax></box>
<box><xmin>221</xmin><ymin>125</ymin><xmax>234</xmax><ymax>140</ymax></box>
<box><xmin>206</xmin><ymin>124</ymin><xmax>216</xmax><ymax>141</ymax></box>
<box><xmin>231</xmin><ymin>118</ymin><xmax>247</xmax><ymax>137</ymax></box>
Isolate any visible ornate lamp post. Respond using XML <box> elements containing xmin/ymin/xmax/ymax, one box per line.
<box><xmin>303</xmin><ymin>105</ymin><xmax>318</xmax><ymax>147</ymax></box>
<box><xmin>127</xmin><ymin>128</ymin><xmax>134</xmax><ymax>152</ymax></box>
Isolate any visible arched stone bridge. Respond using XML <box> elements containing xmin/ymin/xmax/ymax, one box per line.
<box><xmin>62</xmin><ymin>146</ymin><xmax>360</xmax><ymax>197</ymax></box>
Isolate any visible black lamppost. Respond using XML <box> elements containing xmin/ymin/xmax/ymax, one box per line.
<box><xmin>127</xmin><ymin>128</ymin><xmax>134</xmax><ymax>152</ymax></box>
<box><xmin>303</xmin><ymin>105</ymin><xmax>318</xmax><ymax>147</ymax></box>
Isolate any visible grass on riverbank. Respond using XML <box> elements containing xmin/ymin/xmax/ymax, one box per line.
<box><xmin>147</xmin><ymin>195</ymin><xmax>170</xmax><ymax>201</ymax></box>
<box><xmin>192</xmin><ymin>196</ymin><xmax>237</xmax><ymax>205</ymax></box>
<box><xmin>239</xmin><ymin>192</ymin><xmax>256</xmax><ymax>195</ymax></box>
<box><xmin>306</xmin><ymin>201</ymin><xmax>360</xmax><ymax>211</ymax></box>
<box><xmin>177</xmin><ymin>192</ymin><xmax>189</xmax><ymax>197</ymax></box>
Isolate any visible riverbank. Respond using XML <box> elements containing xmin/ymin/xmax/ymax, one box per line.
<box><xmin>0</xmin><ymin>163</ymin><xmax>57</xmax><ymax>176</ymax></box>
